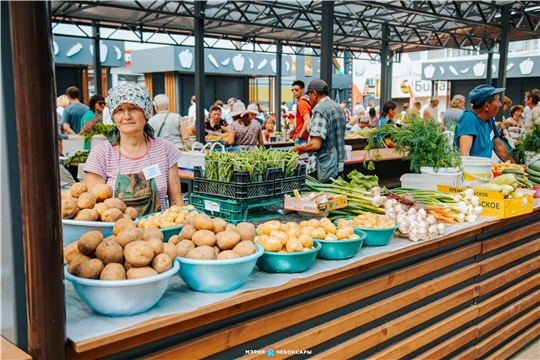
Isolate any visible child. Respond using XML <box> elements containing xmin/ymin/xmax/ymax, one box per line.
<box><xmin>262</xmin><ymin>117</ymin><xmax>276</xmax><ymax>142</ymax></box>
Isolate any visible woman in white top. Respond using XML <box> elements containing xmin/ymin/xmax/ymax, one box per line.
<box><xmin>524</xmin><ymin>89</ymin><xmax>540</xmax><ymax>130</ymax></box>
<box><xmin>148</xmin><ymin>94</ymin><xmax>192</xmax><ymax>149</ymax></box>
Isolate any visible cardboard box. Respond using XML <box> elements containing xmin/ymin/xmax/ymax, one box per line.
<box><xmin>284</xmin><ymin>194</ymin><xmax>347</xmax><ymax>214</ymax></box>
<box><xmin>437</xmin><ymin>184</ymin><xmax>533</xmax><ymax>219</ymax></box>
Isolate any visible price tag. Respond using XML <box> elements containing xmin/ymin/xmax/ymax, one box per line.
<box><xmin>204</xmin><ymin>200</ymin><xmax>220</xmax><ymax>212</ymax></box>
<box><xmin>142</xmin><ymin>164</ymin><xmax>161</xmax><ymax>180</ymax></box>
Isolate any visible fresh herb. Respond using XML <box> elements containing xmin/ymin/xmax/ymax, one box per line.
<box><xmin>366</xmin><ymin>116</ymin><xmax>462</xmax><ymax>172</ymax></box>
<box><xmin>63</xmin><ymin>150</ymin><xmax>90</xmax><ymax>167</ymax></box>
<box><xmin>514</xmin><ymin>123</ymin><xmax>540</xmax><ymax>163</ymax></box>
<box><xmin>79</xmin><ymin>118</ymin><xmax>113</xmax><ymax>142</ymax></box>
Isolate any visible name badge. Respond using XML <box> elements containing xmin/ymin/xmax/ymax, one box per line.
<box><xmin>142</xmin><ymin>164</ymin><xmax>161</xmax><ymax>180</ymax></box>
<box><xmin>490</xmin><ymin>130</ymin><xmax>494</xmax><ymax>141</ymax></box>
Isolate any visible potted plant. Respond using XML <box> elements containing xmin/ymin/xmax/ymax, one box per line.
<box><xmin>514</xmin><ymin>123</ymin><xmax>540</xmax><ymax>165</ymax></box>
<box><xmin>365</xmin><ymin>116</ymin><xmax>462</xmax><ymax>173</ymax></box>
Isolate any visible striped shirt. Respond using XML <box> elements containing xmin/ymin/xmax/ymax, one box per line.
<box><xmin>84</xmin><ymin>137</ymin><xmax>182</xmax><ymax>209</ymax></box>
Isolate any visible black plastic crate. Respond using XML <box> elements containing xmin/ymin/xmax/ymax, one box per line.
<box><xmin>273</xmin><ymin>163</ymin><xmax>307</xmax><ymax>195</ymax></box>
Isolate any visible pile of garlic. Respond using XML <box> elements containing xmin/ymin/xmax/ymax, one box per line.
<box><xmin>453</xmin><ymin>189</ymin><xmax>483</xmax><ymax>223</ymax></box>
<box><xmin>384</xmin><ymin>199</ymin><xmax>445</xmax><ymax>242</ymax></box>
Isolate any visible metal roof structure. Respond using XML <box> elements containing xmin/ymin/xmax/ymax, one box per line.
<box><xmin>51</xmin><ymin>1</ymin><xmax>540</xmax><ymax>55</ymax></box>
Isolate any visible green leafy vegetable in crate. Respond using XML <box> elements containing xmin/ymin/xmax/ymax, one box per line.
<box><xmin>63</xmin><ymin>150</ymin><xmax>90</xmax><ymax>167</ymax></box>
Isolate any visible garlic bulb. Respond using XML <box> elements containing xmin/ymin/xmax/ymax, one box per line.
<box><xmin>408</xmin><ymin>208</ymin><xmax>417</xmax><ymax>215</ymax></box>
<box><xmin>399</xmin><ymin>222</ymin><xmax>411</xmax><ymax>235</ymax></box>
<box><xmin>416</xmin><ymin>213</ymin><xmax>425</xmax><ymax>223</ymax></box>
<box><xmin>417</xmin><ymin>208</ymin><xmax>427</xmax><ymax>218</ymax></box>
<box><xmin>407</xmin><ymin>214</ymin><xmax>417</xmax><ymax>223</ymax></box>
<box><xmin>395</xmin><ymin>204</ymin><xmax>403</xmax><ymax>212</ymax></box>
<box><xmin>410</xmin><ymin>220</ymin><xmax>419</xmax><ymax>229</ymax></box>
<box><xmin>418</xmin><ymin>228</ymin><xmax>428</xmax><ymax>240</ymax></box>
<box><xmin>397</xmin><ymin>214</ymin><xmax>407</xmax><ymax>224</ymax></box>
<box><xmin>409</xmin><ymin>229</ymin><xmax>419</xmax><ymax>242</ymax></box>
<box><xmin>426</xmin><ymin>215</ymin><xmax>436</xmax><ymax>225</ymax></box>
<box><xmin>428</xmin><ymin>225</ymin><xmax>438</xmax><ymax>238</ymax></box>
<box><xmin>437</xmin><ymin>223</ymin><xmax>445</xmax><ymax>235</ymax></box>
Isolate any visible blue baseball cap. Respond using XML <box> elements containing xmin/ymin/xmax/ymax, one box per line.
<box><xmin>469</xmin><ymin>84</ymin><xmax>505</xmax><ymax>106</ymax></box>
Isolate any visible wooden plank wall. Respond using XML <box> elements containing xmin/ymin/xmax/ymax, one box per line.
<box><xmin>141</xmin><ymin>217</ymin><xmax>540</xmax><ymax>360</ymax></box>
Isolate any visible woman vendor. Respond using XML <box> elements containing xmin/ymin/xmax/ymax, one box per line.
<box><xmin>85</xmin><ymin>84</ymin><xmax>183</xmax><ymax>216</ymax></box>
<box><xmin>226</xmin><ymin>102</ymin><xmax>264</xmax><ymax>150</ymax></box>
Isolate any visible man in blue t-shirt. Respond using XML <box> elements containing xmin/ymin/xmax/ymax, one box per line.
<box><xmin>62</xmin><ymin>86</ymin><xmax>89</xmax><ymax>134</ymax></box>
<box><xmin>454</xmin><ymin>84</ymin><xmax>515</xmax><ymax>163</ymax></box>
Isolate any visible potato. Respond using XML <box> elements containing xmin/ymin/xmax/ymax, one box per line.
<box><xmin>78</xmin><ymin>231</ymin><xmax>104</xmax><ymax>255</ymax></box>
<box><xmin>124</xmin><ymin>260</ymin><xmax>134</xmax><ymax>272</ymax></box>
<box><xmin>61</xmin><ymin>198</ymin><xmax>78</xmax><ymax>219</ymax></box>
<box><xmin>163</xmin><ymin>242</ymin><xmax>177</xmax><ymax>262</ymax></box>
<box><xmin>186</xmin><ymin>245</ymin><xmax>216</xmax><ymax>260</ymax></box>
<box><xmin>61</xmin><ymin>190</ymin><xmax>72</xmax><ymax>198</ymax></box>
<box><xmin>213</xmin><ymin>246</ymin><xmax>220</xmax><ymax>257</ymax></box>
<box><xmin>104</xmin><ymin>235</ymin><xmax>116</xmax><ymax>242</ymax></box>
<box><xmin>124</xmin><ymin>207</ymin><xmax>137</xmax><ymax>220</ymax></box>
<box><xmin>323</xmin><ymin>222</ymin><xmax>337</xmax><ymax>235</ymax></box>
<box><xmin>216</xmin><ymin>231</ymin><xmax>241</xmax><ymax>250</ymax></box>
<box><xmin>113</xmin><ymin>218</ymin><xmax>136</xmax><ymax>235</ymax></box>
<box><xmin>233</xmin><ymin>241</ymin><xmax>257</xmax><ymax>257</ymax></box>
<box><xmin>192</xmin><ymin>214</ymin><xmax>214</xmax><ymax>231</ymax></box>
<box><xmin>127</xmin><ymin>266</ymin><xmax>158</xmax><ymax>279</ymax></box>
<box><xmin>90</xmin><ymin>184</ymin><xmax>113</xmax><ymax>202</ymax></box>
<box><xmin>95</xmin><ymin>239</ymin><xmax>124</xmax><ymax>265</ymax></box>
<box><xmin>226</xmin><ymin>224</ymin><xmax>237</xmax><ymax>232</ymax></box>
<box><xmin>298</xmin><ymin>234</ymin><xmax>314</xmax><ymax>248</ymax></box>
<box><xmin>124</xmin><ymin>240</ymin><xmax>154</xmax><ymax>267</ymax></box>
<box><xmin>236</xmin><ymin>222</ymin><xmax>256</xmax><ymax>241</ymax></box>
<box><xmin>286</xmin><ymin>238</ymin><xmax>303</xmax><ymax>253</ymax></box>
<box><xmin>147</xmin><ymin>238</ymin><xmax>164</xmax><ymax>256</ymax></box>
<box><xmin>122</xmin><ymin>214</ymin><xmax>132</xmax><ymax>220</ymax></box>
<box><xmin>192</xmin><ymin>230</ymin><xmax>217</xmax><ymax>247</ymax></box>
<box><xmin>93</xmin><ymin>203</ymin><xmax>109</xmax><ymax>220</ymax></box>
<box><xmin>176</xmin><ymin>240</ymin><xmax>195</xmax><ymax>257</ymax></box>
<box><xmin>64</xmin><ymin>241</ymin><xmax>80</xmax><ymax>264</ymax></box>
<box><xmin>183</xmin><ymin>216</ymin><xmax>194</xmax><ymax>227</ymax></box>
<box><xmin>212</xmin><ymin>218</ymin><xmax>228</xmax><ymax>233</ymax></box>
<box><xmin>151</xmin><ymin>253</ymin><xmax>172</xmax><ymax>273</ymax></box>
<box><xmin>142</xmin><ymin>227</ymin><xmax>164</xmax><ymax>242</ymax></box>
<box><xmin>312</xmin><ymin>227</ymin><xmax>327</xmax><ymax>240</ymax></box>
<box><xmin>68</xmin><ymin>254</ymin><xmax>91</xmax><ymax>274</ymax></box>
<box><xmin>168</xmin><ymin>235</ymin><xmax>182</xmax><ymax>246</ymax></box>
<box><xmin>336</xmin><ymin>228</ymin><xmax>350</xmax><ymax>240</ymax></box>
<box><xmin>217</xmin><ymin>250</ymin><xmax>240</xmax><ymax>260</ymax></box>
<box><xmin>103</xmin><ymin>198</ymin><xmax>126</xmax><ymax>212</ymax></box>
<box><xmin>70</xmin><ymin>183</ymin><xmax>87</xmax><ymax>198</ymax></box>
<box><xmin>286</xmin><ymin>222</ymin><xmax>300</xmax><ymax>229</ymax></box>
<box><xmin>73</xmin><ymin>209</ymin><xmax>98</xmax><ymax>221</ymax></box>
<box><xmin>101</xmin><ymin>208</ymin><xmax>123</xmax><ymax>223</ymax></box>
<box><xmin>76</xmin><ymin>258</ymin><xmax>104</xmax><ymax>279</ymax></box>
<box><xmin>116</xmin><ymin>227</ymin><xmax>144</xmax><ymax>248</ymax></box>
<box><xmin>261</xmin><ymin>236</ymin><xmax>282</xmax><ymax>252</ymax></box>
<box><xmin>324</xmin><ymin>233</ymin><xmax>338</xmax><ymax>241</ymax></box>
<box><xmin>179</xmin><ymin>225</ymin><xmax>197</xmax><ymax>240</ymax></box>
<box><xmin>76</xmin><ymin>192</ymin><xmax>96</xmax><ymax>210</ymax></box>
<box><xmin>100</xmin><ymin>263</ymin><xmax>126</xmax><ymax>280</ymax></box>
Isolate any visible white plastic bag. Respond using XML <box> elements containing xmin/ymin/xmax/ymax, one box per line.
<box><xmin>189</xmin><ymin>142</ymin><xmax>225</xmax><ymax>170</ymax></box>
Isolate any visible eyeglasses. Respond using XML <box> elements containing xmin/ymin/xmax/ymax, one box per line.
<box><xmin>291</xmin><ymin>88</ymin><xmax>302</xmax><ymax>93</ymax></box>
<box><xmin>97</xmin><ymin>101</ymin><xmax>105</xmax><ymax>106</ymax></box>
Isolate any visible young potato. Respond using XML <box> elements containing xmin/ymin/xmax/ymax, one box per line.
<box><xmin>70</xmin><ymin>183</ymin><xmax>88</xmax><ymax>198</ymax></box>
<box><xmin>186</xmin><ymin>245</ymin><xmax>217</xmax><ymax>260</ymax></box>
<box><xmin>115</xmin><ymin>227</ymin><xmax>144</xmax><ymax>248</ymax></box>
<box><xmin>191</xmin><ymin>230</ymin><xmax>217</xmax><ymax>247</ymax></box>
<box><xmin>324</xmin><ymin>233</ymin><xmax>338</xmax><ymax>241</ymax></box>
<box><xmin>63</xmin><ymin>241</ymin><xmax>80</xmax><ymax>264</ymax></box>
<box><xmin>124</xmin><ymin>240</ymin><xmax>154</xmax><ymax>267</ymax></box>
<box><xmin>76</xmin><ymin>258</ymin><xmax>104</xmax><ymax>279</ymax></box>
<box><xmin>176</xmin><ymin>240</ymin><xmax>195</xmax><ymax>258</ymax></box>
<box><xmin>213</xmin><ymin>246</ymin><xmax>220</xmax><ymax>257</ymax></box>
<box><xmin>233</xmin><ymin>241</ymin><xmax>257</xmax><ymax>257</ymax></box>
<box><xmin>73</xmin><ymin>209</ymin><xmax>98</xmax><ymax>222</ymax></box>
<box><xmin>151</xmin><ymin>253</ymin><xmax>172</xmax><ymax>273</ymax></box>
<box><xmin>226</xmin><ymin>224</ymin><xmax>237</xmax><ymax>232</ymax></box>
<box><xmin>146</xmin><ymin>238</ymin><xmax>164</xmax><ymax>256</ymax></box>
<box><xmin>101</xmin><ymin>208</ymin><xmax>124</xmax><ymax>223</ymax></box>
<box><xmin>78</xmin><ymin>231</ymin><xmax>104</xmax><ymax>255</ymax></box>
<box><xmin>162</xmin><ymin>242</ymin><xmax>177</xmax><ymax>262</ymax></box>
<box><xmin>61</xmin><ymin>198</ymin><xmax>78</xmax><ymax>219</ymax></box>
<box><xmin>212</xmin><ymin>218</ymin><xmax>228</xmax><ymax>233</ymax></box>
<box><xmin>61</xmin><ymin>189</ymin><xmax>73</xmax><ymax>199</ymax></box>
<box><xmin>286</xmin><ymin>238</ymin><xmax>304</xmax><ymax>253</ymax></box>
<box><xmin>236</xmin><ymin>222</ymin><xmax>256</xmax><ymax>241</ymax></box>
<box><xmin>127</xmin><ymin>266</ymin><xmax>158</xmax><ymax>279</ymax></box>
<box><xmin>141</xmin><ymin>227</ymin><xmax>164</xmax><ymax>242</ymax></box>
<box><xmin>76</xmin><ymin>192</ymin><xmax>96</xmax><ymax>210</ymax></box>
<box><xmin>298</xmin><ymin>234</ymin><xmax>314</xmax><ymax>248</ymax></box>
<box><xmin>68</xmin><ymin>254</ymin><xmax>91</xmax><ymax>275</ymax></box>
<box><xmin>217</xmin><ymin>250</ymin><xmax>240</xmax><ymax>260</ymax></box>
<box><xmin>100</xmin><ymin>263</ymin><xmax>127</xmax><ymax>280</ymax></box>
<box><xmin>183</xmin><ymin>216</ymin><xmax>194</xmax><ymax>227</ymax></box>
<box><xmin>260</xmin><ymin>236</ymin><xmax>282</xmax><ymax>252</ymax></box>
<box><xmin>179</xmin><ymin>225</ymin><xmax>196</xmax><ymax>240</ymax></box>
<box><xmin>103</xmin><ymin>198</ymin><xmax>127</xmax><ymax>212</ymax></box>
<box><xmin>168</xmin><ymin>235</ymin><xmax>182</xmax><ymax>246</ymax></box>
<box><xmin>192</xmin><ymin>214</ymin><xmax>214</xmax><ymax>231</ymax></box>
<box><xmin>90</xmin><ymin>184</ymin><xmax>113</xmax><ymax>202</ymax></box>
<box><xmin>95</xmin><ymin>239</ymin><xmax>124</xmax><ymax>265</ymax></box>
<box><xmin>124</xmin><ymin>207</ymin><xmax>138</xmax><ymax>220</ymax></box>
<box><xmin>93</xmin><ymin>203</ymin><xmax>109</xmax><ymax>220</ymax></box>
<box><xmin>215</xmin><ymin>231</ymin><xmax>241</xmax><ymax>250</ymax></box>
<box><xmin>113</xmin><ymin>218</ymin><xmax>136</xmax><ymax>235</ymax></box>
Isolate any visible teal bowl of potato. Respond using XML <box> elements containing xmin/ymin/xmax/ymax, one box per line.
<box><xmin>256</xmin><ymin>240</ymin><xmax>321</xmax><ymax>273</ymax></box>
<box><xmin>316</xmin><ymin>229</ymin><xmax>366</xmax><ymax>260</ymax></box>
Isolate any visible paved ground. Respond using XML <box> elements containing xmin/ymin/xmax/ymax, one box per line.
<box><xmin>510</xmin><ymin>337</ymin><xmax>540</xmax><ymax>360</ymax></box>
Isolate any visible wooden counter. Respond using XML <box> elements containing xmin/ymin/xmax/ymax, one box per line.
<box><xmin>66</xmin><ymin>205</ymin><xmax>540</xmax><ymax>359</ymax></box>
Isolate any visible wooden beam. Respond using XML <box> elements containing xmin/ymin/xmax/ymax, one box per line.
<box><xmin>485</xmin><ymin>321</ymin><xmax>540</xmax><ymax>360</ymax></box>
<box><xmin>479</xmin><ymin>239</ymin><xmax>540</xmax><ymax>275</ymax></box>
<box><xmin>416</xmin><ymin>327</ymin><xmax>478</xmax><ymax>360</ymax></box>
<box><xmin>476</xmin><ymin>257</ymin><xmax>540</xmax><ymax>297</ymax></box>
<box><xmin>481</xmin><ymin>221</ymin><xmax>540</xmax><ymax>254</ymax></box>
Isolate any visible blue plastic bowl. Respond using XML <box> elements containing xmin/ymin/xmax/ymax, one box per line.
<box><xmin>354</xmin><ymin>226</ymin><xmax>397</xmax><ymax>246</ymax></box>
<box><xmin>65</xmin><ymin>259</ymin><xmax>180</xmax><ymax>317</ymax></box>
<box><xmin>176</xmin><ymin>242</ymin><xmax>264</xmax><ymax>293</ymax></box>
<box><xmin>62</xmin><ymin>218</ymin><xmax>139</xmax><ymax>246</ymax></box>
<box><xmin>256</xmin><ymin>240</ymin><xmax>321</xmax><ymax>273</ymax></box>
<box><xmin>139</xmin><ymin>213</ymin><xmax>184</xmax><ymax>242</ymax></box>
<box><xmin>316</xmin><ymin>229</ymin><xmax>366</xmax><ymax>260</ymax></box>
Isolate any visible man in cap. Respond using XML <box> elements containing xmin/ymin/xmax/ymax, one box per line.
<box><xmin>292</xmin><ymin>79</ymin><xmax>346</xmax><ymax>183</ymax></box>
<box><xmin>454</xmin><ymin>84</ymin><xmax>515</xmax><ymax>162</ymax></box>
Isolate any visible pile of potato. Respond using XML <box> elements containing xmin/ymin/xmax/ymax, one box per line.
<box><xmin>61</xmin><ymin>183</ymin><xmax>137</xmax><ymax>222</ymax></box>
<box><xmin>137</xmin><ymin>205</ymin><xmax>199</xmax><ymax>229</ymax></box>
<box><xmin>64</xmin><ymin>218</ymin><xmax>177</xmax><ymax>280</ymax></box>
<box><xmin>169</xmin><ymin>214</ymin><xmax>258</xmax><ymax>260</ymax></box>
<box><xmin>337</xmin><ymin>214</ymin><xmax>396</xmax><ymax>229</ymax></box>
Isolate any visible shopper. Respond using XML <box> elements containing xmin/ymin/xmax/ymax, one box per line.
<box><xmin>187</xmin><ymin>95</ymin><xmax>208</xmax><ymax>126</ymax></box>
<box><xmin>524</xmin><ymin>88</ymin><xmax>540</xmax><ymax>130</ymax></box>
<box><xmin>203</xmin><ymin>105</ymin><xmax>228</xmax><ymax>134</ymax></box>
<box><xmin>223</xmin><ymin>97</ymin><xmax>236</xmax><ymax>123</ymax></box>
<box><xmin>226</xmin><ymin>102</ymin><xmax>264</xmax><ymax>150</ymax></box>
<box><xmin>423</xmin><ymin>96</ymin><xmax>439</xmax><ymax>121</ymax></box>
<box><xmin>80</xmin><ymin>94</ymin><xmax>106</xmax><ymax>149</ymax></box>
<box><xmin>440</xmin><ymin>94</ymin><xmax>465</xmax><ymax>132</ymax></box>
<box><xmin>292</xmin><ymin>79</ymin><xmax>346</xmax><ymax>183</ymax></box>
<box><xmin>148</xmin><ymin>94</ymin><xmax>192</xmax><ymax>149</ymax></box>
<box><xmin>85</xmin><ymin>83</ymin><xmax>184</xmax><ymax>216</ymax></box>
<box><xmin>366</xmin><ymin>108</ymin><xmax>379</xmax><ymax>128</ymax></box>
<box><xmin>291</xmin><ymin>80</ymin><xmax>311</xmax><ymax>145</ymax></box>
<box><xmin>262</xmin><ymin>117</ymin><xmax>276</xmax><ymax>142</ymax></box>
<box><xmin>61</xmin><ymin>86</ymin><xmax>89</xmax><ymax>134</ymax></box>
<box><xmin>454</xmin><ymin>84</ymin><xmax>515</xmax><ymax>162</ymax></box>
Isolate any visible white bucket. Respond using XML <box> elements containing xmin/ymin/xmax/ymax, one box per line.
<box><xmin>419</xmin><ymin>166</ymin><xmax>464</xmax><ymax>187</ymax></box>
<box><xmin>345</xmin><ymin>145</ymin><xmax>352</xmax><ymax>160</ymax></box>
<box><xmin>461</xmin><ymin>156</ymin><xmax>493</xmax><ymax>182</ymax></box>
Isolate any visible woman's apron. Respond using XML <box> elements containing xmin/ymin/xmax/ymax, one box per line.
<box><xmin>114</xmin><ymin>141</ymin><xmax>162</xmax><ymax>217</ymax></box>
